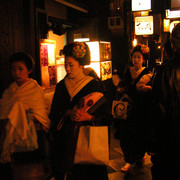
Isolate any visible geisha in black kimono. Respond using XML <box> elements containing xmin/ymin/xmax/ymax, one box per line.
<box><xmin>49</xmin><ymin>42</ymin><xmax>108</xmax><ymax>180</ymax></box>
<box><xmin>114</xmin><ymin>44</ymin><xmax>153</xmax><ymax>173</ymax></box>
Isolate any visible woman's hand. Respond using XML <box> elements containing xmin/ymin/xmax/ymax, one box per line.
<box><xmin>147</xmin><ymin>152</ymin><xmax>156</xmax><ymax>156</ymax></box>
<box><xmin>137</xmin><ymin>84</ymin><xmax>152</xmax><ymax>92</ymax></box>
<box><xmin>117</xmin><ymin>87</ymin><xmax>126</xmax><ymax>94</ymax></box>
<box><xmin>69</xmin><ymin>108</ymin><xmax>93</xmax><ymax>122</ymax></box>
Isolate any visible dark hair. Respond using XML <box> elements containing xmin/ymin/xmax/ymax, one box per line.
<box><xmin>131</xmin><ymin>44</ymin><xmax>149</xmax><ymax>60</ymax></box>
<box><xmin>164</xmin><ymin>39</ymin><xmax>173</xmax><ymax>58</ymax></box>
<box><xmin>171</xmin><ymin>23</ymin><xmax>180</xmax><ymax>52</ymax></box>
<box><xmin>63</xmin><ymin>42</ymin><xmax>90</xmax><ymax>65</ymax></box>
<box><xmin>9</xmin><ymin>52</ymin><xmax>35</xmax><ymax>71</ymax></box>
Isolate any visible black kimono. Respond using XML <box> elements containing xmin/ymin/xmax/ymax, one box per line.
<box><xmin>114</xmin><ymin>67</ymin><xmax>152</xmax><ymax>164</ymax></box>
<box><xmin>49</xmin><ymin>77</ymin><xmax>109</xmax><ymax>180</ymax></box>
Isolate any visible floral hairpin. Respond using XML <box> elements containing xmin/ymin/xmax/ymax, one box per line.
<box><xmin>139</xmin><ymin>44</ymin><xmax>150</xmax><ymax>54</ymax></box>
<box><xmin>72</xmin><ymin>42</ymin><xmax>86</xmax><ymax>58</ymax></box>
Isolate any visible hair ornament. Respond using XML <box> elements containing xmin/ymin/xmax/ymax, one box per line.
<box><xmin>139</xmin><ymin>43</ymin><xmax>150</xmax><ymax>54</ymax></box>
<box><xmin>72</xmin><ymin>42</ymin><xmax>86</xmax><ymax>59</ymax></box>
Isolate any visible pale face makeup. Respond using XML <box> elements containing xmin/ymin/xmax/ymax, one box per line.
<box><xmin>132</xmin><ymin>51</ymin><xmax>144</xmax><ymax>70</ymax></box>
<box><xmin>65</xmin><ymin>56</ymin><xmax>83</xmax><ymax>79</ymax></box>
<box><xmin>11</xmin><ymin>61</ymin><xmax>30</xmax><ymax>86</ymax></box>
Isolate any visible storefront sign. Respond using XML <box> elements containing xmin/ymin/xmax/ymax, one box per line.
<box><xmin>166</xmin><ymin>9</ymin><xmax>180</xmax><ymax>19</ymax></box>
<box><xmin>132</xmin><ymin>0</ymin><xmax>151</xmax><ymax>11</ymax></box>
<box><xmin>40</xmin><ymin>39</ymin><xmax>56</xmax><ymax>89</ymax></box>
<box><xmin>135</xmin><ymin>16</ymin><xmax>153</xmax><ymax>35</ymax></box>
<box><xmin>163</xmin><ymin>19</ymin><xmax>170</xmax><ymax>32</ymax></box>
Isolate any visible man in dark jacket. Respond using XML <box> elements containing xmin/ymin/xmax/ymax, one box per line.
<box><xmin>150</xmin><ymin>23</ymin><xmax>180</xmax><ymax>180</ymax></box>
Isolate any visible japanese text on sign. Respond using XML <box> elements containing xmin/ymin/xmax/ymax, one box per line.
<box><xmin>135</xmin><ymin>16</ymin><xmax>153</xmax><ymax>35</ymax></box>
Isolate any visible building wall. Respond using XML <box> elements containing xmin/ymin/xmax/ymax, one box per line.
<box><xmin>0</xmin><ymin>0</ymin><xmax>69</xmax><ymax>97</ymax></box>
<box><xmin>45</xmin><ymin>0</ymin><xmax>67</xmax><ymax>20</ymax></box>
<box><xmin>45</xmin><ymin>0</ymin><xmax>67</xmax><ymax>58</ymax></box>
<box><xmin>68</xmin><ymin>18</ymin><xmax>99</xmax><ymax>42</ymax></box>
<box><xmin>0</xmin><ymin>0</ymin><xmax>35</xmax><ymax>96</ymax></box>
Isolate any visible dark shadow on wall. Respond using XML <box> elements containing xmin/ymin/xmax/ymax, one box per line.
<box><xmin>111</xmin><ymin>36</ymin><xmax>128</xmax><ymax>77</ymax></box>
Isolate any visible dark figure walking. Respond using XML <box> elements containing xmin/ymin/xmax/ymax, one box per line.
<box><xmin>150</xmin><ymin>23</ymin><xmax>180</xmax><ymax>180</ymax></box>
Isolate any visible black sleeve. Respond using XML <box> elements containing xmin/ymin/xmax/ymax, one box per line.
<box><xmin>49</xmin><ymin>81</ymin><xmax>70</xmax><ymax>130</ymax></box>
<box><xmin>89</xmin><ymin>80</ymin><xmax>110</xmax><ymax>126</ymax></box>
<box><xmin>149</xmin><ymin>68</ymin><xmax>164</xmax><ymax>152</ymax></box>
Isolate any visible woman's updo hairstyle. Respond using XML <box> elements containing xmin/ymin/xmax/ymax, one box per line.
<box><xmin>9</xmin><ymin>52</ymin><xmax>35</xmax><ymax>72</ymax></box>
<box><xmin>132</xmin><ymin>44</ymin><xmax>150</xmax><ymax>61</ymax></box>
<box><xmin>63</xmin><ymin>42</ymin><xmax>91</xmax><ymax>65</ymax></box>
<box><xmin>170</xmin><ymin>23</ymin><xmax>180</xmax><ymax>52</ymax></box>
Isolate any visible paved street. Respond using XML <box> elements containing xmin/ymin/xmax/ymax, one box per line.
<box><xmin>108</xmin><ymin>124</ymin><xmax>152</xmax><ymax>180</ymax></box>
<box><xmin>11</xmin><ymin>124</ymin><xmax>153</xmax><ymax>180</ymax></box>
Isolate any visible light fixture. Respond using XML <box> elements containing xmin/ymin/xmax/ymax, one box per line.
<box><xmin>163</xmin><ymin>19</ymin><xmax>170</xmax><ymax>32</ymax></box>
<box><xmin>74</xmin><ymin>38</ymin><xmax>90</xmax><ymax>42</ymax></box>
<box><xmin>141</xmin><ymin>11</ymin><xmax>149</xmax><ymax>16</ymax></box>
<box><xmin>132</xmin><ymin>39</ymin><xmax>137</xmax><ymax>47</ymax></box>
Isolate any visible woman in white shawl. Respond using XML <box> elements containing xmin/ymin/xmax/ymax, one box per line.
<box><xmin>0</xmin><ymin>52</ymin><xmax>51</xmax><ymax>164</ymax></box>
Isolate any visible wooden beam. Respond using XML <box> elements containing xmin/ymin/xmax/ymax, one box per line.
<box><xmin>55</xmin><ymin>0</ymin><xmax>88</xmax><ymax>13</ymax></box>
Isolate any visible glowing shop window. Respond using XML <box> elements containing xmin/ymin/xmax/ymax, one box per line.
<box><xmin>86</xmin><ymin>42</ymin><xmax>100</xmax><ymax>62</ymax></box>
<box><xmin>85</xmin><ymin>62</ymin><xmax>100</xmax><ymax>78</ymax></box>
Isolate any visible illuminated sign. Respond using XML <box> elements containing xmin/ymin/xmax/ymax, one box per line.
<box><xmin>135</xmin><ymin>16</ymin><xmax>153</xmax><ymax>35</ymax></box>
<box><xmin>163</xmin><ymin>19</ymin><xmax>170</xmax><ymax>32</ymax></box>
<box><xmin>166</xmin><ymin>9</ymin><xmax>180</xmax><ymax>19</ymax></box>
<box><xmin>132</xmin><ymin>0</ymin><xmax>151</xmax><ymax>11</ymax></box>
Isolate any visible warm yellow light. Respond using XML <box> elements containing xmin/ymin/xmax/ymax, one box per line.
<box><xmin>135</xmin><ymin>16</ymin><xmax>153</xmax><ymax>35</ymax></box>
<box><xmin>133</xmin><ymin>39</ymin><xmax>138</xmax><ymax>47</ymax></box>
<box><xmin>57</xmin><ymin>64</ymin><xmax>66</xmax><ymax>82</ymax></box>
<box><xmin>74</xmin><ymin>38</ymin><xmax>90</xmax><ymax>42</ymax></box>
<box><xmin>47</xmin><ymin>44</ymin><xmax>56</xmax><ymax>65</ymax></box>
<box><xmin>163</xmin><ymin>19</ymin><xmax>170</xmax><ymax>32</ymax></box>
<box><xmin>141</xmin><ymin>11</ymin><xmax>149</xmax><ymax>16</ymax></box>
<box><xmin>56</xmin><ymin>57</ymin><xmax>64</xmax><ymax>65</ymax></box>
<box><xmin>41</xmin><ymin>42</ymin><xmax>56</xmax><ymax>66</ymax></box>
<box><xmin>40</xmin><ymin>39</ymin><xmax>56</xmax><ymax>89</ymax></box>
<box><xmin>101</xmin><ymin>61</ymin><xmax>112</xmax><ymax>81</ymax></box>
<box><xmin>157</xmin><ymin>45</ymin><xmax>161</xmax><ymax>49</ymax></box>
<box><xmin>84</xmin><ymin>62</ymin><xmax>100</xmax><ymax>77</ymax></box>
<box><xmin>86</xmin><ymin>41</ymin><xmax>100</xmax><ymax>62</ymax></box>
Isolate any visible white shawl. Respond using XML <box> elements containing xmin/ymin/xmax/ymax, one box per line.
<box><xmin>0</xmin><ymin>78</ymin><xmax>50</xmax><ymax>128</ymax></box>
<box><xmin>0</xmin><ymin>79</ymin><xmax>50</xmax><ymax>162</ymax></box>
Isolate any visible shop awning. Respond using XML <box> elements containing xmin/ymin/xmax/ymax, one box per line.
<box><xmin>54</xmin><ymin>0</ymin><xmax>88</xmax><ymax>13</ymax></box>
